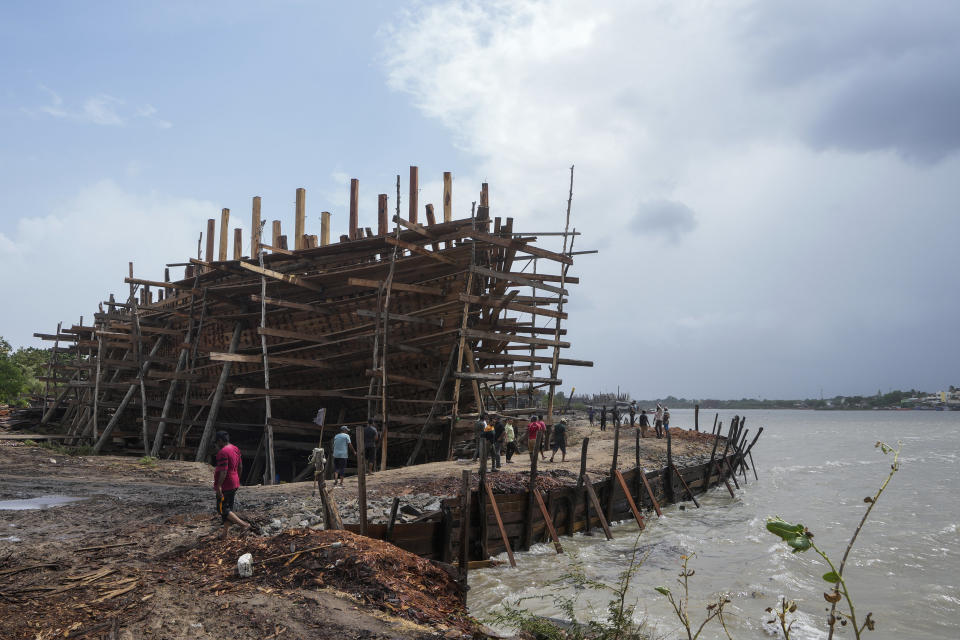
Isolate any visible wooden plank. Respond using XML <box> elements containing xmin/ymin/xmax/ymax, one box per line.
<box><xmin>614</xmin><ymin>469</ymin><xmax>646</xmax><ymax>530</ymax></box>
<box><xmin>533</xmin><ymin>489</ymin><xmax>564</xmax><ymax>553</ymax></box>
<box><xmin>639</xmin><ymin>470</ymin><xmax>663</xmax><ymax>517</ymax></box>
<box><xmin>356</xmin><ymin>309</ymin><xmax>443</xmax><ymax>327</ymax></box>
<box><xmin>347</xmin><ymin>277</ymin><xmax>445</xmax><ymax>296</ymax></box>
<box><xmin>484</xmin><ymin>481</ymin><xmax>516</xmax><ymax>567</ymax></box>
<box><xmin>475</xmin><ymin>351</ymin><xmax>593</xmax><ymax>367</ymax></box>
<box><xmin>458</xmin><ymin>293</ymin><xmax>567</xmax><ymax>320</ymax></box>
<box><xmin>470</xmin><ymin>230</ymin><xmax>573</xmax><ymax>265</ymax></box>
<box><xmin>236</xmin><ymin>261</ymin><xmax>325</xmax><ymax>293</ymax></box>
<box><xmin>384</xmin><ymin>236</ymin><xmax>457</xmax><ymax>265</ymax></box>
<box><xmin>364</xmin><ymin>369</ymin><xmax>438</xmax><ymax>390</ymax></box>
<box><xmin>258</xmin><ymin>242</ymin><xmax>295</xmax><ymax>256</ymax></box>
<box><xmin>462</xmin><ymin>328</ymin><xmax>569</xmax><ymax>348</ymax></box>
<box><xmin>469</xmin><ymin>265</ymin><xmax>568</xmax><ymax>295</ymax></box>
<box><xmin>208</xmin><ymin>352</ymin><xmax>330</xmax><ymax>369</ymax></box>
<box><xmin>257</xmin><ymin>327</ymin><xmax>330</xmax><ymax>345</ymax></box>
<box><xmin>454</xmin><ymin>372</ymin><xmax>561</xmax><ymax>385</ymax></box>
<box><xmin>582</xmin><ymin>475</ymin><xmax>613</xmax><ymax>540</ymax></box>
<box><xmin>234</xmin><ymin>387</ymin><xmax>367</xmax><ymax>400</ymax></box>
<box><xmin>248</xmin><ymin>295</ymin><xmax>331</xmax><ymax>314</ymax></box>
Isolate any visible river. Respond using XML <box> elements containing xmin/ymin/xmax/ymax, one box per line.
<box><xmin>468</xmin><ymin>409</ymin><xmax>960</xmax><ymax>639</ymax></box>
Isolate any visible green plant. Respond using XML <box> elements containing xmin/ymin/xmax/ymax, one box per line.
<box><xmin>765</xmin><ymin>440</ymin><xmax>901</xmax><ymax>639</ymax></box>
<box><xmin>654</xmin><ymin>554</ymin><xmax>732</xmax><ymax>640</ymax></box>
<box><xmin>21</xmin><ymin>439</ymin><xmax>37</xmax><ymax>447</ymax></box>
<box><xmin>138</xmin><ymin>456</ymin><xmax>159</xmax><ymax>467</ymax></box>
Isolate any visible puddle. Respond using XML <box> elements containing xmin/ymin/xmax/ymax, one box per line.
<box><xmin>0</xmin><ymin>495</ymin><xmax>89</xmax><ymax>511</ymax></box>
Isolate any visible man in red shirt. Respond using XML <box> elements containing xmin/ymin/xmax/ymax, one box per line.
<box><xmin>526</xmin><ymin>415</ymin><xmax>547</xmax><ymax>460</ymax></box>
<box><xmin>214</xmin><ymin>431</ymin><xmax>251</xmax><ymax>538</ymax></box>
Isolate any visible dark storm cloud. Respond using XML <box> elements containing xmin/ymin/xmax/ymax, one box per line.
<box><xmin>630</xmin><ymin>199</ymin><xmax>697</xmax><ymax>243</ymax></box>
<box><xmin>740</xmin><ymin>0</ymin><xmax>960</xmax><ymax>161</ymax></box>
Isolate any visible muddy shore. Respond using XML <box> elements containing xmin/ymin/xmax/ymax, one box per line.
<box><xmin>0</xmin><ymin>415</ymin><xmax>717</xmax><ymax>639</ymax></box>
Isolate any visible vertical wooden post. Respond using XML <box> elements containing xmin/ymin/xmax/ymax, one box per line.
<box><xmin>408</xmin><ymin>166</ymin><xmax>419</xmax><ymax>223</ymax></box>
<box><xmin>278</xmin><ymin>235</ymin><xmax>288</xmax><ymax>250</ymax></box>
<box><xmin>233</xmin><ymin>228</ymin><xmax>242</xmax><ymax>260</ymax></box>
<box><xmin>377</xmin><ymin>194</ymin><xmax>388</xmax><ymax>235</ymax></box>
<box><xmin>386</xmin><ymin>497</ymin><xmax>400</xmax><ymax>542</ymax></box>
<box><xmin>259</xmin><ymin>250</ymin><xmax>276</xmax><ymax>485</ymax></box>
<box><xmin>442</xmin><ymin>172</ymin><xmax>452</xmax><ymax>222</ymax></box>
<box><xmin>321</xmin><ymin>211</ymin><xmax>331</xmax><ymax>246</ymax></box>
<box><xmin>356</xmin><ymin>425</ymin><xmax>367</xmax><ymax>536</ymax></box>
<box><xmin>577</xmin><ymin>437</ymin><xmax>590</xmax><ymax>535</ymax></box>
<box><xmin>702</xmin><ymin>424</ymin><xmax>721</xmax><ymax>492</ymax></box>
<box><xmin>480</xmin><ymin>182</ymin><xmax>489</xmax><ymax>207</ymax></box>
<box><xmin>447</xmin><ymin>272</ymin><xmax>475</xmax><ymax>460</ymax></box>
<box><xmin>458</xmin><ymin>470</ymin><xmax>471</xmax><ymax>600</ymax></box>
<box><xmin>218</xmin><ymin>209</ymin><xmax>229</xmax><ymax>261</ymax></box>
<box><xmin>695</xmin><ymin>404</ymin><xmax>700</xmax><ymax>431</ymax></box>
<box><xmin>425</xmin><ymin>204</ymin><xmax>438</xmax><ymax>251</ymax></box>
<box><xmin>478</xmin><ymin>439</ymin><xmax>488</xmax><ymax>557</ymax></box>
<box><xmin>272</xmin><ymin>220</ymin><xmax>281</xmax><ymax>250</ymax></box>
<box><xmin>712</xmin><ymin>412</ymin><xmax>719</xmax><ymax>435</ymax></box>
<box><xmin>522</xmin><ymin>431</ymin><xmax>542</xmax><ymax>549</ymax></box>
<box><xmin>195</xmin><ymin>323</ymin><xmax>243</xmax><ymax>461</ymax></box>
<box><xmin>294</xmin><ymin>188</ymin><xmax>306</xmax><ymax>250</ymax></box>
<box><xmin>251</xmin><ymin>196</ymin><xmax>261</xmax><ymax>257</ymax></box>
<box><xmin>349</xmin><ymin>178</ymin><xmax>359</xmax><ymax>240</ymax></box>
<box><xmin>205</xmin><ymin>219</ymin><xmax>215</xmax><ymax>263</ymax></box>
<box><xmin>664</xmin><ymin>428</ymin><xmax>674</xmax><ymax>503</ymax></box>
<box><xmin>607</xmin><ymin>423</ymin><xmax>620</xmax><ymax>522</ymax></box>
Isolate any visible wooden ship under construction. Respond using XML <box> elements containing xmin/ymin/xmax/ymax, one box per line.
<box><xmin>33</xmin><ymin>167</ymin><xmax>593</xmax><ymax>483</ymax></box>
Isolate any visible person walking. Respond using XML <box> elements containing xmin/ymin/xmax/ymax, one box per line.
<box><xmin>213</xmin><ymin>431</ymin><xmax>252</xmax><ymax>539</ymax></box>
<box><xmin>482</xmin><ymin>419</ymin><xmax>497</xmax><ymax>471</ymax></box>
<box><xmin>549</xmin><ymin>419</ymin><xmax>568</xmax><ymax>463</ymax></box>
<box><xmin>493</xmin><ymin>417</ymin><xmax>505</xmax><ymax>470</ymax></box>
<box><xmin>612</xmin><ymin>405</ymin><xmax>621</xmax><ymax>429</ymax></box>
<box><xmin>537</xmin><ymin>415</ymin><xmax>549</xmax><ymax>460</ymax></box>
<box><xmin>638</xmin><ymin>409</ymin><xmax>650</xmax><ymax>438</ymax></box>
<box><xmin>599</xmin><ymin>406</ymin><xmax>607</xmax><ymax>432</ymax></box>
<box><xmin>527</xmin><ymin>415</ymin><xmax>545</xmax><ymax>459</ymax></box>
<box><xmin>332</xmin><ymin>425</ymin><xmax>355</xmax><ymax>487</ymax></box>
<box><xmin>473</xmin><ymin>413</ymin><xmax>488</xmax><ymax>460</ymax></box>
<box><xmin>588</xmin><ymin>406</ymin><xmax>595</xmax><ymax>426</ymax></box>
<box><xmin>504</xmin><ymin>419</ymin><xmax>517</xmax><ymax>463</ymax></box>
<box><xmin>629</xmin><ymin>402</ymin><xmax>636</xmax><ymax>427</ymax></box>
<box><xmin>654</xmin><ymin>404</ymin><xmax>664</xmax><ymax>438</ymax></box>
<box><xmin>663</xmin><ymin>407</ymin><xmax>671</xmax><ymax>436</ymax></box>
<box><xmin>363</xmin><ymin>420</ymin><xmax>379</xmax><ymax>473</ymax></box>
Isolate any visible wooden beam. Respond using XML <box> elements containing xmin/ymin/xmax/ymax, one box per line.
<box><xmin>233</xmin><ymin>228</ymin><xmax>243</xmax><ymax>260</ymax></box>
<box><xmin>234</xmin><ymin>387</ymin><xmax>367</xmax><ymax>400</ymax></box>
<box><xmin>409</xmin><ymin>166</ymin><xmax>419</xmax><ymax>224</ymax></box>
<box><xmin>295</xmin><ymin>188</ymin><xmax>306</xmax><ymax>250</ymax></box>
<box><xmin>476</xmin><ymin>351</ymin><xmax>593</xmax><ymax>367</ymax></box>
<box><xmin>257</xmin><ymin>243</ymin><xmax>295</xmax><ymax>256</ymax></box>
<box><xmin>320</xmin><ymin>211</ymin><xmax>331</xmax><ymax>246</ymax></box>
<box><xmin>462</xmin><ymin>328</ymin><xmax>570</xmax><ymax>348</ymax></box>
<box><xmin>248</xmin><ymin>294</ymin><xmax>330</xmax><ymax>314</ymax></box>
<box><xmin>378</xmin><ymin>194</ymin><xmax>388</xmax><ymax>236</ymax></box>
<box><xmin>469</xmin><ymin>265</ymin><xmax>568</xmax><ymax>295</ymax></box>
<box><xmin>442</xmin><ymin>172</ymin><xmax>452</xmax><ymax>222</ymax></box>
<box><xmin>483</xmin><ymin>480</ymin><xmax>516</xmax><ymax>567</ymax></box>
<box><xmin>272</xmin><ymin>220</ymin><xmax>281</xmax><ymax>250</ymax></box>
<box><xmin>454</xmin><ymin>372</ymin><xmax>561</xmax><ymax>385</ymax></box>
<box><xmin>236</xmin><ymin>261</ymin><xmax>325</xmax><ymax>293</ymax></box>
<box><xmin>349</xmin><ymin>178</ymin><xmax>359</xmax><ymax>240</ymax></box>
<box><xmin>218</xmin><ymin>209</ymin><xmax>230</xmax><ymax>261</ymax></box>
<box><xmin>346</xmin><ymin>277</ymin><xmax>444</xmax><ymax>296</ymax></box>
<box><xmin>251</xmin><ymin>196</ymin><xmax>262</xmax><ymax>256</ymax></box>
<box><xmin>205</xmin><ymin>219</ymin><xmax>215</xmax><ymax>263</ymax></box>
<box><xmin>355</xmin><ymin>309</ymin><xmax>443</xmax><ymax>327</ymax></box>
<box><xmin>256</xmin><ymin>327</ymin><xmax>330</xmax><ymax>345</ymax></box>
<box><xmin>364</xmin><ymin>369</ymin><xmax>438</xmax><ymax>390</ymax></box>
<box><xmin>384</xmin><ymin>236</ymin><xmax>457</xmax><ymax>265</ymax></box>
<box><xmin>470</xmin><ymin>230</ymin><xmax>573</xmax><ymax>265</ymax></box>
<box><xmin>459</xmin><ymin>293</ymin><xmax>567</xmax><ymax>320</ymax></box>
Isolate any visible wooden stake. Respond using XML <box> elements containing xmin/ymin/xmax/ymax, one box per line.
<box><xmin>272</xmin><ymin>220</ymin><xmax>281</xmax><ymax>251</ymax></box>
<box><xmin>233</xmin><ymin>228</ymin><xmax>242</xmax><ymax>260</ymax></box>
<box><xmin>533</xmin><ymin>488</ymin><xmax>563</xmax><ymax>553</ymax></box>
<box><xmin>409</xmin><ymin>166</ymin><xmax>418</xmax><ymax>223</ymax></box>
<box><xmin>484</xmin><ymin>480</ymin><xmax>516</xmax><ymax>567</ymax></box>
<box><xmin>321</xmin><ymin>211</ymin><xmax>331</xmax><ymax>246</ymax></box>
<box><xmin>615</xmin><ymin>469</ymin><xmax>645</xmax><ymax>530</ymax></box>
<box><xmin>583</xmin><ymin>475</ymin><xmax>613</xmax><ymax>540</ymax></box>
<box><xmin>522</xmin><ymin>431</ymin><xmax>542</xmax><ymax>549</ymax></box>
<box><xmin>251</xmin><ymin>196</ymin><xmax>262</xmax><ymax>256</ymax></box>
<box><xmin>205</xmin><ymin>219</ymin><xmax>215</xmax><ymax>264</ymax></box>
<box><xmin>377</xmin><ymin>194</ymin><xmax>388</xmax><ymax>236</ymax></box>
<box><xmin>671</xmin><ymin>464</ymin><xmax>700</xmax><ymax>508</ymax></box>
<box><xmin>638</xmin><ymin>469</ymin><xmax>663</xmax><ymax>517</ymax></box>
<box><xmin>457</xmin><ymin>470</ymin><xmax>471</xmax><ymax>599</ymax></box>
<box><xmin>218</xmin><ymin>209</ymin><xmax>230</xmax><ymax>261</ymax></box>
<box><xmin>442</xmin><ymin>172</ymin><xmax>452</xmax><ymax>222</ymax></box>
<box><xmin>356</xmin><ymin>425</ymin><xmax>367</xmax><ymax>536</ymax></box>
<box><xmin>295</xmin><ymin>188</ymin><xmax>306</xmax><ymax>250</ymax></box>
<box><xmin>349</xmin><ymin>178</ymin><xmax>359</xmax><ymax>240</ymax></box>
<box><xmin>694</xmin><ymin>404</ymin><xmax>699</xmax><ymax>431</ymax></box>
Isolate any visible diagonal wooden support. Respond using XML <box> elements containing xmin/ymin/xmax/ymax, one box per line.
<box><xmin>614</xmin><ymin>469</ymin><xmax>646</xmax><ymax>529</ymax></box>
<box><xmin>483</xmin><ymin>480</ymin><xmax>516</xmax><ymax>567</ymax></box>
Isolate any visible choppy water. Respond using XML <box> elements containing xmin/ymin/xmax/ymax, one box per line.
<box><xmin>469</xmin><ymin>410</ymin><xmax>960</xmax><ymax>639</ymax></box>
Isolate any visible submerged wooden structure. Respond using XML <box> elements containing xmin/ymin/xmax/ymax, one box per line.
<box><xmin>34</xmin><ymin>168</ymin><xmax>592</xmax><ymax>482</ymax></box>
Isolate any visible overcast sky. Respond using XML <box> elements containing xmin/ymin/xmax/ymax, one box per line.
<box><xmin>1</xmin><ymin>0</ymin><xmax>957</xmax><ymax>399</ymax></box>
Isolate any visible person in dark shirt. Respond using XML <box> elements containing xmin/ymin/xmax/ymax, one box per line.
<box><xmin>363</xmin><ymin>421</ymin><xmax>379</xmax><ymax>473</ymax></box>
<box><xmin>549</xmin><ymin>419</ymin><xmax>568</xmax><ymax>462</ymax></box>
<box><xmin>600</xmin><ymin>406</ymin><xmax>607</xmax><ymax>432</ymax></box>
<box><xmin>638</xmin><ymin>409</ymin><xmax>650</xmax><ymax>438</ymax></box>
<box><xmin>213</xmin><ymin>431</ymin><xmax>252</xmax><ymax>539</ymax></box>
<box><xmin>482</xmin><ymin>419</ymin><xmax>497</xmax><ymax>471</ymax></box>
<box><xmin>493</xmin><ymin>418</ymin><xmax>505</xmax><ymax>470</ymax></box>
<box><xmin>588</xmin><ymin>406</ymin><xmax>595</xmax><ymax>426</ymax></box>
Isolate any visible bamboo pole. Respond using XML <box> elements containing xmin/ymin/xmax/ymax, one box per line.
<box><xmin>195</xmin><ymin>323</ymin><xmax>243</xmax><ymax>461</ymax></box>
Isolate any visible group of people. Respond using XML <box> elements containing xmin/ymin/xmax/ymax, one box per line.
<box><xmin>473</xmin><ymin>412</ymin><xmax>570</xmax><ymax>471</ymax></box>
<box><xmin>588</xmin><ymin>402</ymin><xmax>671</xmax><ymax>438</ymax></box>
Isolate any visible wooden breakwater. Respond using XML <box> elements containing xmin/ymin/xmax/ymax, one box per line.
<box><xmin>345</xmin><ymin>450</ymin><xmax>744</xmax><ymax>563</ymax></box>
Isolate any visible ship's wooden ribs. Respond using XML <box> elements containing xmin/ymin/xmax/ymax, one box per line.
<box><xmin>454</xmin><ymin>372</ymin><xmax>562</xmax><ymax>385</ymax></box>
<box><xmin>461</xmin><ymin>328</ymin><xmax>570</xmax><ymax>348</ymax></box>
<box><xmin>355</xmin><ymin>309</ymin><xmax>443</xmax><ymax>327</ymax></box>
<box><xmin>458</xmin><ymin>294</ymin><xmax>567</xmax><ymax>320</ymax></box>
<box><xmin>475</xmin><ymin>351</ymin><xmax>593</xmax><ymax>367</ymax></box>
<box><xmin>236</xmin><ymin>261</ymin><xmax>325</xmax><ymax>293</ymax></box>
<box><xmin>468</xmin><ymin>230</ymin><xmax>573</xmax><ymax>265</ymax></box>
<box><xmin>383</xmin><ymin>236</ymin><xmax>457</xmax><ymax>265</ymax></box>
<box><xmin>347</xmin><ymin>277</ymin><xmax>445</xmax><ymax>296</ymax></box>
<box><xmin>468</xmin><ymin>265</ymin><xmax>569</xmax><ymax>295</ymax></box>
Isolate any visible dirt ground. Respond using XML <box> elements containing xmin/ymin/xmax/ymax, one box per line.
<box><xmin>0</xmin><ymin>413</ymin><xmax>718</xmax><ymax>640</ymax></box>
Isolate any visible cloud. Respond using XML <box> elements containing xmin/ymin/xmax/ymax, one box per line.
<box><xmin>381</xmin><ymin>0</ymin><xmax>960</xmax><ymax>397</ymax></box>
<box><xmin>0</xmin><ymin>181</ymin><xmax>217</xmax><ymax>347</ymax></box>
<box><xmin>630</xmin><ymin>199</ymin><xmax>697</xmax><ymax>243</ymax></box>
<box><xmin>25</xmin><ymin>86</ymin><xmax>173</xmax><ymax>129</ymax></box>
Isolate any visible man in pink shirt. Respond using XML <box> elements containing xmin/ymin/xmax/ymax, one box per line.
<box><xmin>214</xmin><ymin>431</ymin><xmax>252</xmax><ymax>538</ymax></box>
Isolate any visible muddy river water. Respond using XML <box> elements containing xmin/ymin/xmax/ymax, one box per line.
<box><xmin>469</xmin><ymin>409</ymin><xmax>960</xmax><ymax>639</ymax></box>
